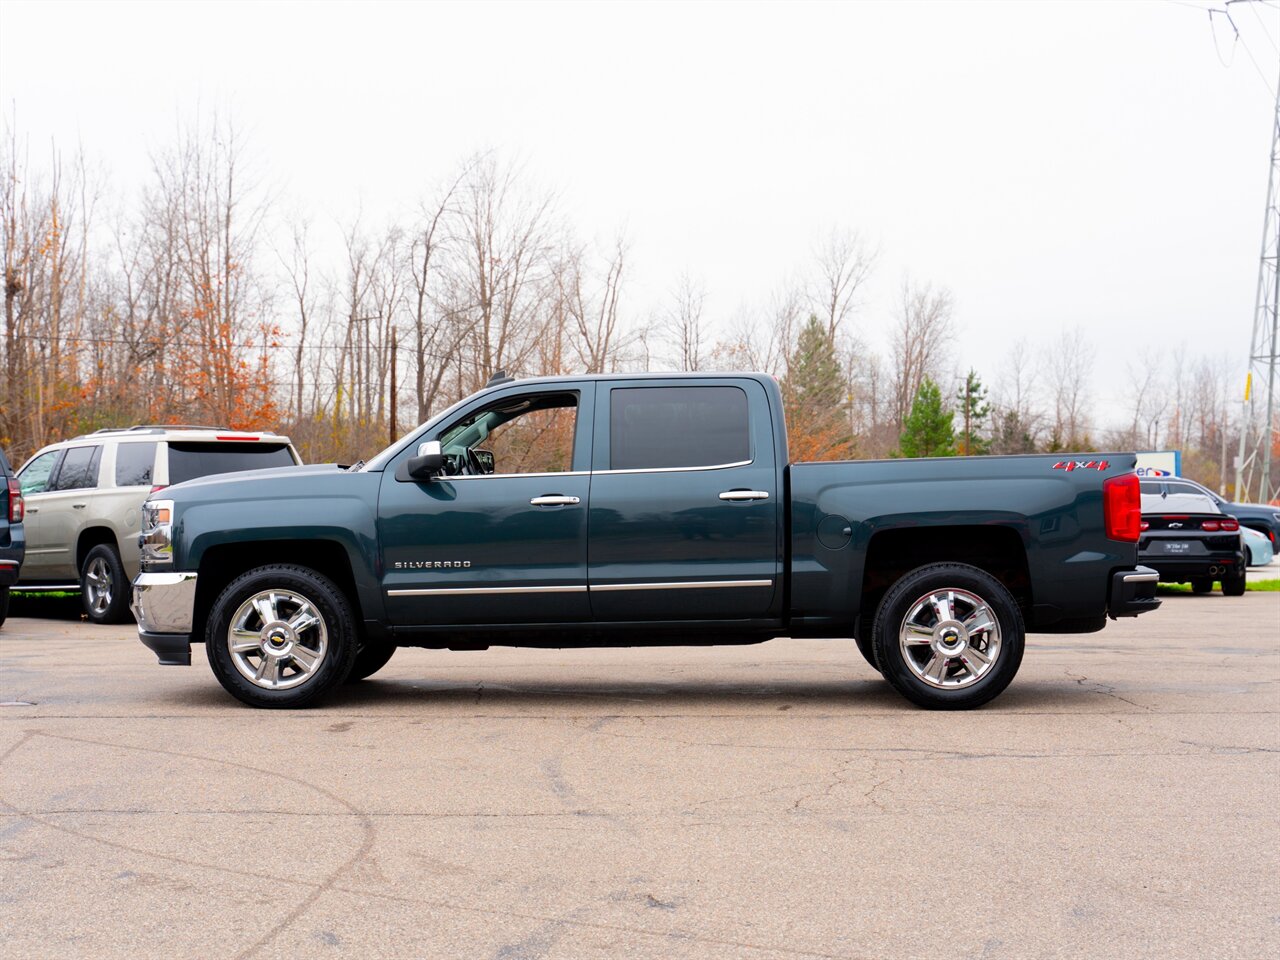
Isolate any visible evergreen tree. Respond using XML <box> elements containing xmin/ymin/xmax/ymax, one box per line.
<box><xmin>897</xmin><ymin>377</ymin><xmax>955</xmax><ymax>457</ymax></box>
<box><xmin>990</xmin><ymin>410</ymin><xmax>1037</xmax><ymax>455</ymax></box>
<box><xmin>955</xmin><ymin>369</ymin><xmax>991</xmax><ymax>455</ymax></box>
<box><xmin>782</xmin><ymin>316</ymin><xmax>854</xmax><ymax>461</ymax></box>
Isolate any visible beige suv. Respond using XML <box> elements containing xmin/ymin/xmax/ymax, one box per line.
<box><xmin>15</xmin><ymin>426</ymin><xmax>301</xmax><ymax>623</ymax></box>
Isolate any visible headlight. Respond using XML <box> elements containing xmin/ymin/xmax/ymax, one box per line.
<box><xmin>140</xmin><ymin>499</ymin><xmax>174</xmax><ymax>566</ymax></box>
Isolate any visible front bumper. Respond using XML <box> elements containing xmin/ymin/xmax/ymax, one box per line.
<box><xmin>132</xmin><ymin>571</ymin><xmax>197</xmax><ymax>665</ymax></box>
<box><xmin>1108</xmin><ymin>566</ymin><xmax>1162</xmax><ymax>618</ymax></box>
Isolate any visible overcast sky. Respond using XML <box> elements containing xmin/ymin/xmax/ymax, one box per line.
<box><xmin>1</xmin><ymin>0</ymin><xmax>1277</xmax><ymax>421</ymax></box>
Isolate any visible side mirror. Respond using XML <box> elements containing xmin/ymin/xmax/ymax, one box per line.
<box><xmin>473</xmin><ymin>449</ymin><xmax>495</xmax><ymax>475</ymax></box>
<box><xmin>407</xmin><ymin>441</ymin><xmax>445</xmax><ymax>480</ymax></box>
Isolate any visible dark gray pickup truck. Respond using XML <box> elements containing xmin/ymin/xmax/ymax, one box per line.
<box><xmin>132</xmin><ymin>373</ymin><xmax>1160</xmax><ymax>709</ymax></box>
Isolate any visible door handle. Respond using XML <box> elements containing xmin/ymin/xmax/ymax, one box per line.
<box><xmin>719</xmin><ymin>490</ymin><xmax>770</xmax><ymax>501</ymax></box>
<box><xmin>530</xmin><ymin>495</ymin><xmax>580</xmax><ymax>506</ymax></box>
<box><xmin>27</xmin><ymin>506</ymin><xmax>38</xmax><ymax>514</ymax></box>
<box><xmin>73</xmin><ymin>503</ymin><xmax>87</xmax><ymax>509</ymax></box>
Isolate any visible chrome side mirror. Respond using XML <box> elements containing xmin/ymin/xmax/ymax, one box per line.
<box><xmin>407</xmin><ymin>440</ymin><xmax>445</xmax><ymax>480</ymax></box>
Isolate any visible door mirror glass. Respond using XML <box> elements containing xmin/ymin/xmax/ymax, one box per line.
<box><xmin>472</xmin><ymin>449</ymin><xmax>495</xmax><ymax>475</ymax></box>
<box><xmin>407</xmin><ymin>441</ymin><xmax>445</xmax><ymax>480</ymax></box>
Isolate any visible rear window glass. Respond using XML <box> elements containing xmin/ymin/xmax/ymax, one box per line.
<box><xmin>115</xmin><ymin>442</ymin><xmax>158</xmax><ymax>487</ymax></box>
<box><xmin>166</xmin><ymin>442</ymin><xmax>295</xmax><ymax>485</ymax></box>
<box><xmin>610</xmin><ymin>386</ymin><xmax>750</xmax><ymax>470</ymax></box>
<box><xmin>51</xmin><ymin>445</ymin><xmax>101</xmax><ymax>491</ymax></box>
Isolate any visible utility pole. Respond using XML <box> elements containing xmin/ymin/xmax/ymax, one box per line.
<box><xmin>1235</xmin><ymin>58</ymin><xmax>1280</xmax><ymax>504</ymax></box>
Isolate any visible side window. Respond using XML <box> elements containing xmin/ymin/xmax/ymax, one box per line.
<box><xmin>18</xmin><ymin>450</ymin><xmax>61</xmax><ymax>496</ymax></box>
<box><xmin>609</xmin><ymin>386</ymin><xmax>750</xmax><ymax>471</ymax></box>
<box><xmin>1139</xmin><ymin>482</ymin><xmax>1163</xmax><ymax>496</ymax></box>
<box><xmin>50</xmin><ymin>445</ymin><xmax>101</xmax><ymax>492</ymax></box>
<box><xmin>115</xmin><ymin>442</ymin><xmax>158</xmax><ymax>487</ymax></box>
<box><xmin>439</xmin><ymin>393</ymin><xmax>579</xmax><ymax>475</ymax></box>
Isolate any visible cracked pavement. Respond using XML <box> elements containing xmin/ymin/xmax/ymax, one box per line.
<box><xmin>1</xmin><ymin>591</ymin><xmax>1277</xmax><ymax>959</ymax></box>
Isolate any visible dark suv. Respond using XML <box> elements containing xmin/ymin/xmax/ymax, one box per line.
<box><xmin>0</xmin><ymin>447</ymin><xmax>25</xmax><ymax>627</ymax></box>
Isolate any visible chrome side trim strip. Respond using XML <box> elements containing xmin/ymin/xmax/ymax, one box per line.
<box><xmin>594</xmin><ymin>459</ymin><xmax>753</xmax><ymax>476</ymax></box>
<box><xmin>1122</xmin><ymin>572</ymin><xmax>1159</xmax><ymax>583</ymax></box>
<box><xmin>591</xmin><ymin>579</ymin><xmax>774</xmax><ymax>592</ymax></box>
<box><xmin>444</xmin><ymin>470</ymin><xmax>590</xmax><ymax>481</ymax></box>
<box><xmin>388</xmin><ymin>585</ymin><xmax>590</xmax><ymax>597</ymax></box>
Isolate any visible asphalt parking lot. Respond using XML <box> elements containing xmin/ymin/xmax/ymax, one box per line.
<box><xmin>1</xmin><ymin>592</ymin><xmax>1277</xmax><ymax>960</ymax></box>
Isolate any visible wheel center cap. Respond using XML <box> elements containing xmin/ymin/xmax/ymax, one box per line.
<box><xmin>261</xmin><ymin>621</ymin><xmax>296</xmax><ymax>656</ymax></box>
<box><xmin>935</xmin><ymin>620</ymin><xmax>968</xmax><ymax>654</ymax></box>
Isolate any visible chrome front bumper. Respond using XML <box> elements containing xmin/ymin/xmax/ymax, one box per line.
<box><xmin>131</xmin><ymin>571</ymin><xmax>198</xmax><ymax>634</ymax></box>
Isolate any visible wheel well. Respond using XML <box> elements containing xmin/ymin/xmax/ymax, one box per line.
<box><xmin>192</xmin><ymin>540</ymin><xmax>362</xmax><ymax>641</ymax></box>
<box><xmin>860</xmin><ymin>525</ymin><xmax>1031</xmax><ymax>627</ymax></box>
<box><xmin>76</xmin><ymin>527</ymin><xmax>119</xmax><ymax>570</ymax></box>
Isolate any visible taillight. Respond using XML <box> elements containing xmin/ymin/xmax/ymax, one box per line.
<box><xmin>6</xmin><ymin>477</ymin><xmax>22</xmax><ymax>523</ymax></box>
<box><xmin>1201</xmin><ymin>520</ymin><xmax>1220</xmax><ymax>531</ymax></box>
<box><xmin>1220</xmin><ymin>518</ymin><xmax>1239</xmax><ymax>532</ymax></box>
<box><xmin>1140</xmin><ymin>520</ymin><xmax>1149</xmax><ymax>531</ymax></box>
<box><xmin>1104</xmin><ymin>473</ymin><xmax>1141</xmax><ymax>542</ymax></box>
<box><xmin>150</xmin><ymin>485</ymin><xmax>167</xmax><ymax>494</ymax></box>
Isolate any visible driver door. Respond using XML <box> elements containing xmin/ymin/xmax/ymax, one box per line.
<box><xmin>378</xmin><ymin>384</ymin><xmax>595</xmax><ymax>627</ymax></box>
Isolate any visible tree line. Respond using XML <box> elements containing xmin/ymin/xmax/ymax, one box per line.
<box><xmin>0</xmin><ymin>115</ymin><xmax>1247</xmax><ymax>495</ymax></box>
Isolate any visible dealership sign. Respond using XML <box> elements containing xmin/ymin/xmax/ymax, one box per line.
<box><xmin>1134</xmin><ymin>450</ymin><xmax>1181</xmax><ymax>478</ymax></box>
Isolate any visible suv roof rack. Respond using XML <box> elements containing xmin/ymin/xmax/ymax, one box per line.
<box><xmin>486</xmin><ymin>369</ymin><xmax>516</xmax><ymax>387</ymax></box>
<box><xmin>72</xmin><ymin>424</ymin><xmax>239</xmax><ymax>440</ymax></box>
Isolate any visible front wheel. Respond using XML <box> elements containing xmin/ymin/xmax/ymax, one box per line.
<box><xmin>872</xmin><ymin>563</ymin><xmax>1025</xmax><ymax>710</ymax></box>
<box><xmin>206</xmin><ymin>565</ymin><xmax>359</xmax><ymax>708</ymax></box>
<box><xmin>80</xmin><ymin>544</ymin><xmax>132</xmax><ymax>624</ymax></box>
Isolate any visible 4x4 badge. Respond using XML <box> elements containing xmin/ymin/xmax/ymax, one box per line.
<box><xmin>1052</xmin><ymin>460</ymin><xmax>1110</xmax><ymax>472</ymax></box>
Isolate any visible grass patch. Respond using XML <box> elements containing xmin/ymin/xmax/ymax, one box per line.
<box><xmin>1157</xmin><ymin>579</ymin><xmax>1280</xmax><ymax>594</ymax></box>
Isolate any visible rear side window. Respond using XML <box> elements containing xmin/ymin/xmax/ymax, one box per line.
<box><xmin>166</xmin><ymin>442</ymin><xmax>295</xmax><ymax>485</ymax></box>
<box><xmin>1139</xmin><ymin>482</ymin><xmax>1163</xmax><ymax>496</ymax></box>
<box><xmin>115</xmin><ymin>442</ymin><xmax>158</xmax><ymax>487</ymax></box>
<box><xmin>610</xmin><ymin>386</ymin><xmax>750</xmax><ymax>470</ymax></box>
<box><xmin>51</xmin><ymin>445</ymin><xmax>101</xmax><ymax>491</ymax></box>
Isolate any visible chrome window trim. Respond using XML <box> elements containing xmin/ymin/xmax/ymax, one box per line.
<box><xmin>594</xmin><ymin>459</ymin><xmax>753</xmax><ymax>477</ymax></box>
<box><xmin>442</xmin><ymin>470</ymin><xmax>590</xmax><ymax>481</ymax></box>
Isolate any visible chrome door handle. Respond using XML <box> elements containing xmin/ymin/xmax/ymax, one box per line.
<box><xmin>530</xmin><ymin>495</ymin><xmax>581</xmax><ymax>506</ymax></box>
<box><xmin>719</xmin><ymin>490</ymin><xmax>770</xmax><ymax>501</ymax></box>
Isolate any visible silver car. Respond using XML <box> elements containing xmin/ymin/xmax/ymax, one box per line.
<box><xmin>15</xmin><ymin>426</ymin><xmax>301</xmax><ymax>623</ymax></box>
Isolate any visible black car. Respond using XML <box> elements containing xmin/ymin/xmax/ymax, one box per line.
<box><xmin>0</xmin><ymin>447</ymin><xmax>26</xmax><ymax>626</ymax></box>
<box><xmin>1139</xmin><ymin>490</ymin><xmax>1246</xmax><ymax>595</ymax></box>
<box><xmin>1143</xmin><ymin>477</ymin><xmax>1280</xmax><ymax>549</ymax></box>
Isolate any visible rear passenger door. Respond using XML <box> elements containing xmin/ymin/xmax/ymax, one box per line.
<box><xmin>30</xmin><ymin>444</ymin><xmax>102</xmax><ymax>579</ymax></box>
<box><xmin>587</xmin><ymin>379</ymin><xmax>781</xmax><ymax>621</ymax></box>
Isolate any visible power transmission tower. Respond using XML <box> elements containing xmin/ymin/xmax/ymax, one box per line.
<box><xmin>1235</xmin><ymin>60</ymin><xmax>1280</xmax><ymax>504</ymax></box>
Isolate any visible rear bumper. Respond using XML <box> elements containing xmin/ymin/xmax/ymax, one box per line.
<box><xmin>1137</xmin><ymin>552</ymin><xmax>1244</xmax><ymax>583</ymax></box>
<box><xmin>0</xmin><ymin>556</ymin><xmax>20</xmax><ymax>587</ymax></box>
<box><xmin>139</xmin><ymin>630</ymin><xmax>192</xmax><ymax>666</ymax></box>
<box><xmin>1108</xmin><ymin>566</ymin><xmax>1162</xmax><ymax>618</ymax></box>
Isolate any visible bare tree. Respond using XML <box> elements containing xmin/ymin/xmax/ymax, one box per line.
<box><xmin>889</xmin><ymin>279</ymin><xmax>954</xmax><ymax>429</ymax></box>
<box><xmin>564</xmin><ymin>234</ymin><xmax>628</xmax><ymax>374</ymax></box>
<box><xmin>809</xmin><ymin>228</ymin><xmax>878</xmax><ymax>341</ymax></box>
<box><xmin>661</xmin><ymin>272</ymin><xmax>707</xmax><ymax>371</ymax></box>
<box><xmin>1044</xmin><ymin>327</ymin><xmax>1095</xmax><ymax>450</ymax></box>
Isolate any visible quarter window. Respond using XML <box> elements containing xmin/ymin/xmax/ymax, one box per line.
<box><xmin>115</xmin><ymin>442</ymin><xmax>158</xmax><ymax>487</ymax></box>
<box><xmin>50</xmin><ymin>446</ymin><xmax>101</xmax><ymax>491</ymax></box>
<box><xmin>609</xmin><ymin>386</ymin><xmax>750</xmax><ymax>470</ymax></box>
<box><xmin>18</xmin><ymin>451</ymin><xmax>61</xmax><ymax>496</ymax></box>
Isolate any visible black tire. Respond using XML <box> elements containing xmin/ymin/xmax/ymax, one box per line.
<box><xmin>80</xmin><ymin>543</ymin><xmax>132</xmax><ymax>624</ymax></box>
<box><xmin>1190</xmin><ymin>579</ymin><xmax>1213</xmax><ymax>594</ymax></box>
<box><xmin>1222</xmin><ymin>570</ymin><xmax>1247</xmax><ymax>597</ymax></box>
<box><xmin>872</xmin><ymin>562</ymin><xmax>1025</xmax><ymax>710</ymax></box>
<box><xmin>346</xmin><ymin>641</ymin><xmax>397</xmax><ymax>683</ymax></box>
<box><xmin>855</xmin><ymin>632</ymin><xmax>881</xmax><ymax>673</ymax></box>
<box><xmin>0</xmin><ymin>586</ymin><xmax>8</xmax><ymax>628</ymax></box>
<box><xmin>205</xmin><ymin>564</ymin><xmax>359</xmax><ymax>708</ymax></box>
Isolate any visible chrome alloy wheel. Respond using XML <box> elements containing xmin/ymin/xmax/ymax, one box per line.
<box><xmin>898</xmin><ymin>588</ymin><xmax>1002</xmax><ymax>689</ymax></box>
<box><xmin>227</xmin><ymin>590</ymin><xmax>329</xmax><ymax>690</ymax></box>
<box><xmin>84</xmin><ymin>556</ymin><xmax>114</xmax><ymax>617</ymax></box>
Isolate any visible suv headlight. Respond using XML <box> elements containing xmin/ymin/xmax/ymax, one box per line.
<box><xmin>140</xmin><ymin>499</ymin><xmax>175</xmax><ymax>567</ymax></box>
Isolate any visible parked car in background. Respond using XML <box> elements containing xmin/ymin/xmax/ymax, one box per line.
<box><xmin>16</xmin><ymin>426</ymin><xmax>301</xmax><ymax>623</ymax></box>
<box><xmin>0</xmin><ymin>447</ymin><xmax>25</xmax><ymax>628</ymax></box>
<box><xmin>1139</xmin><ymin>490</ymin><xmax>1246</xmax><ymax>595</ymax></box>
<box><xmin>1242</xmin><ymin>525</ymin><xmax>1274</xmax><ymax>567</ymax></box>
<box><xmin>1141</xmin><ymin>477</ymin><xmax>1280</xmax><ymax>548</ymax></box>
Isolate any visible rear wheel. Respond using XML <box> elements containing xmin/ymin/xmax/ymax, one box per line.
<box><xmin>206</xmin><ymin>565</ymin><xmax>359</xmax><ymax>708</ymax></box>
<box><xmin>1190</xmin><ymin>579</ymin><xmax>1213</xmax><ymax>594</ymax></box>
<box><xmin>80</xmin><ymin>544</ymin><xmax>132</xmax><ymax>624</ymax></box>
<box><xmin>1222</xmin><ymin>569</ymin><xmax>1247</xmax><ymax>597</ymax></box>
<box><xmin>873</xmin><ymin>563</ymin><xmax>1024</xmax><ymax>710</ymax></box>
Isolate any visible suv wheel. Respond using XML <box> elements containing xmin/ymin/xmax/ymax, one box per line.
<box><xmin>872</xmin><ymin>563</ymin><xmax>1025</xmax><ymax>710</ymax></box>
<box><xmin>206</xmin><ymin>565</ymin><xmax>358</xmax><ymax>708</ymax></box>
<box><xmin>1222</xmin><ymin>569</ymin><xmax>1247</xmax><ymax>597</ymax></box>
<box><xmin>80</xmin><ymin>544</ymin><xmax>132</xmax><ymax>624</ymax></box>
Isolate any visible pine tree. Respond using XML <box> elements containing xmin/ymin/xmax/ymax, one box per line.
<box><xmin>897</xmin><ymin>378</ymin><xmax>955</xmax><ymax>458</ymax></box>
<box><xmin>781</xmin><ymin>316</ymin><xmax>853</xmax><ymax>461</ymax></box>
<box><xmin>955</xmin><ymin>369</ymin><xmax>991</xmax><ymax>455</ymax></box>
